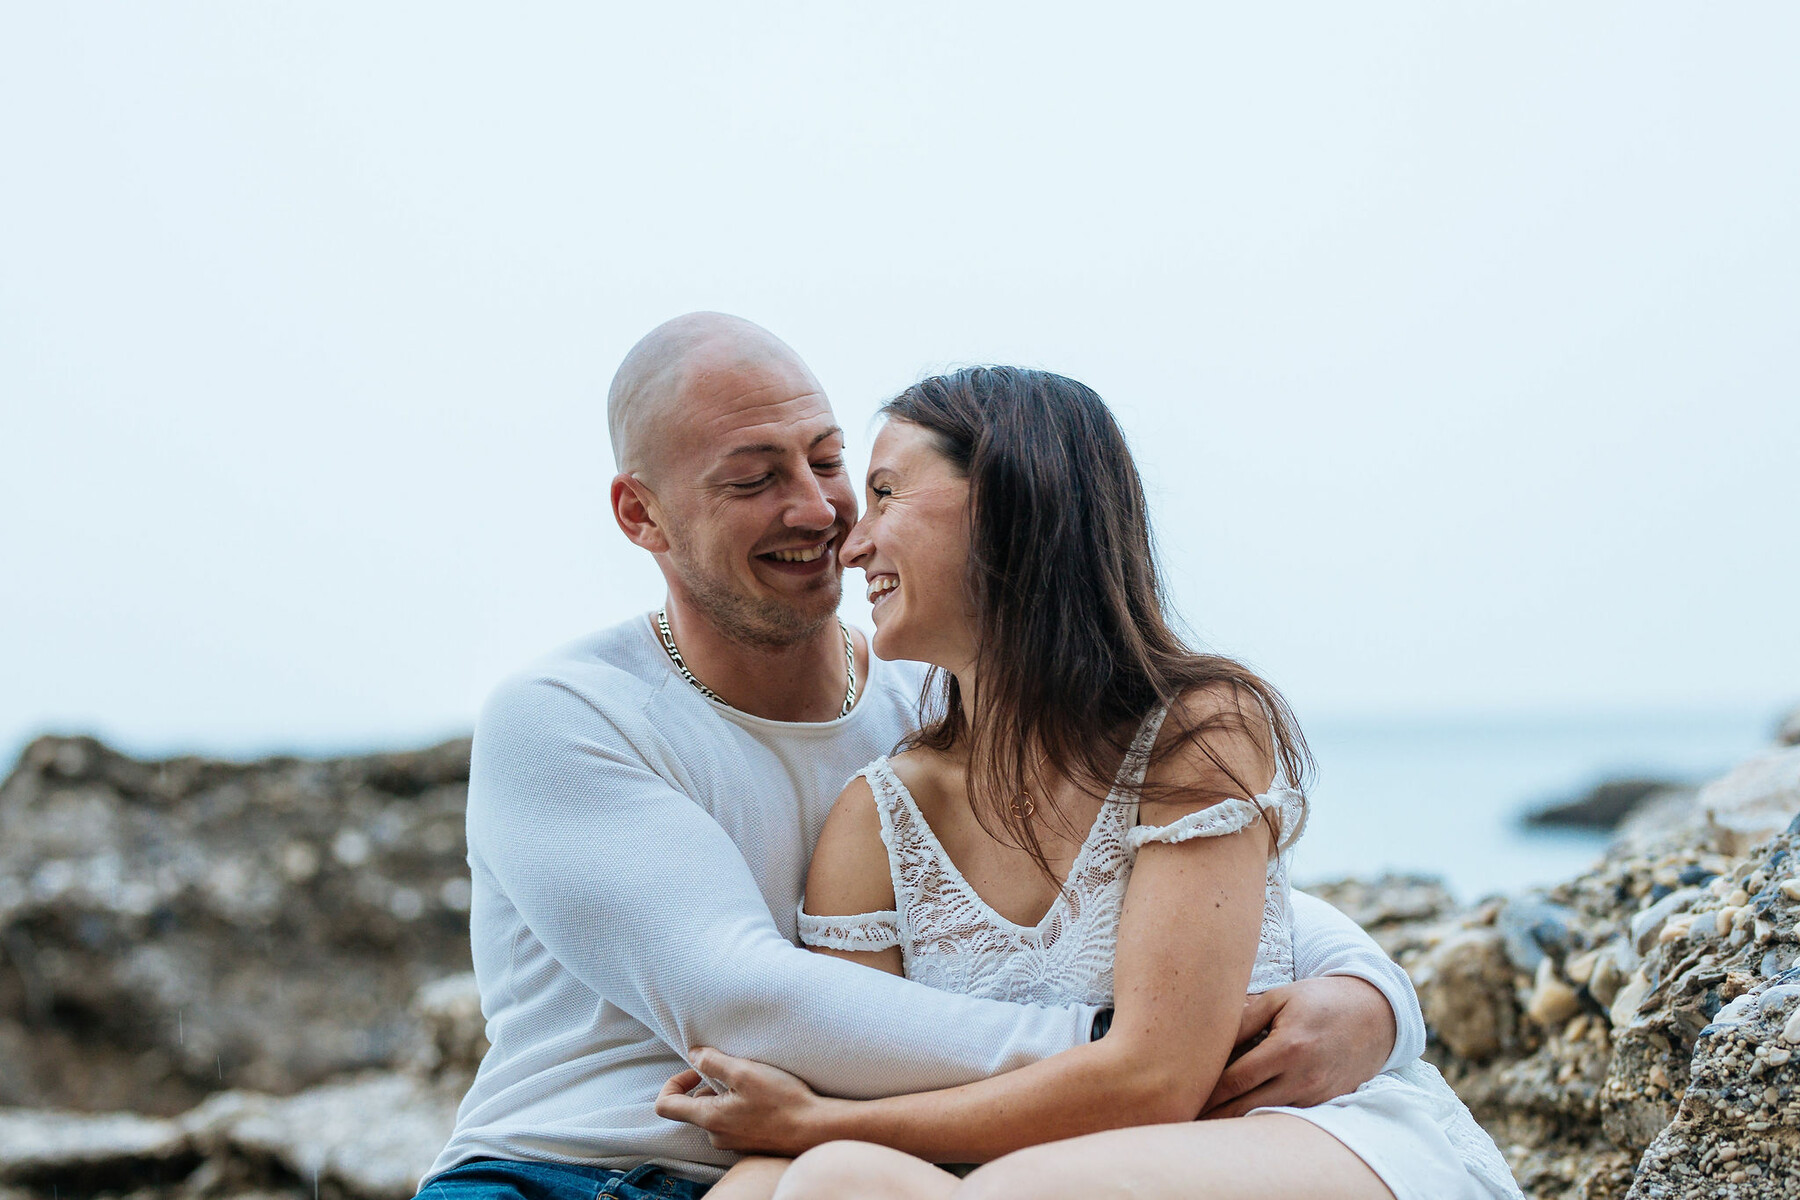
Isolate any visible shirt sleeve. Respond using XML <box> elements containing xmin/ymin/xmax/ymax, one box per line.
<box><xmin>467</xmin><ymin>674</ymin><xmax>1093</xmax><ymax>1100</ymax></box>
<box><xmin>1289</xmin><ymin>889</ymin><xmax>1427</xmax><ymax>1073</ymax></box>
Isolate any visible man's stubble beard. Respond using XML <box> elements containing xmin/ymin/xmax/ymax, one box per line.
<box><xmin>670</xmin><ymin>544</ymin><xmax>843</xmax><ymax>652</ymax></box>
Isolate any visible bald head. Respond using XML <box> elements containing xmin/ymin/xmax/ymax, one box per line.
<box><xmin>607</xmin><ymin>312</ymin><xmax>819</xmax><ymax>477</ymax></box>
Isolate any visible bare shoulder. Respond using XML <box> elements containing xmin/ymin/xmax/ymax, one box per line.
<box><xmin>1139</xmin><ymin>682</ymin><xmax>1279</xmax><ymax>827</ymax></box>
<box><xmin>804</xmin><ymin>773</ymin><xmax>897</xmax><ymax>917</ymax></box>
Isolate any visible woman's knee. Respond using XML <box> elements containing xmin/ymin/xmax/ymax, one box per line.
<box><xmin>954</xmin><ymin>1146</ymin><xmax>1077</xmax><ymax>1200</ymax></box>
<box><xmin>774</xmin><ymin>1141</ymin><xmax>921</xmax><ymax>1200</ymax></box>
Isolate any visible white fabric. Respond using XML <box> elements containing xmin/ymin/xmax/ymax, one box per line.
<box><xmin>428</xmin><ymin>615</ymin><xmax>1429</xmax><ymax>1186</ymax></box>
<box><xmin>806</xmin><ymin>705</ymin><xmax>1522</xmax><ymax>1200</ymax></box>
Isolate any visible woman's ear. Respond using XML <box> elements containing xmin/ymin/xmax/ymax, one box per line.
<box><xmin>611</xmin><ymin>473</ymin><xmax>671</xmax><ymax>554</ymax></box>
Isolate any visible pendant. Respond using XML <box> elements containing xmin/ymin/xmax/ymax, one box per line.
<box><xmin>1010</xmin><ymin>794</ymin><xmax>1036</xmax><ymax>820</ymax></box>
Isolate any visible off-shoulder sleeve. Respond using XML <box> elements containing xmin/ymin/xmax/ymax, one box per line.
<box><xmin>1126</xmin><ymin>787</ymin><xmax>1309</xmax><ymax>852</ymax></box>
<box><xmin>797</xmin><ymin>902</ymin><xmax>901</xmax><ymax>951</ymax></box>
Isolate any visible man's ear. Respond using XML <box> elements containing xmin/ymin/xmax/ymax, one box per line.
<box><xmin>611</xmin><ymin>473</ymin><xmax>671</xmax><ymax>554</ymax></box>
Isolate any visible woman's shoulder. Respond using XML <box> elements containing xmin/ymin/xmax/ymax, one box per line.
<box><xmin>1137</xmin><ymin>683</ymin><xmax>1280</xmax><ymax>826</ymax></box>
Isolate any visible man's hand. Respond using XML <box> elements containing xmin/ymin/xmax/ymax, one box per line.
<box><xmin>655</xmin><ymin>1047</ymin><xmax>845</xmax><ymax>1156</ymax></box>
<box><xmin>1201</xmin><ymin>976</ymin><xmax>1396</xmax><ymax>1118</ymax></box>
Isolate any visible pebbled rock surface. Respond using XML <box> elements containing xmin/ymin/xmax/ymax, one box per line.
<box><xmin>1307</xmin><ymin>743</ymin><xmax>1800</xmax><ymax>1200</ymax></box>
<box><xmin>0</xmin><ymin>734</ymin><xmax>475</xmax><ymax>1115</ymax></box>
<box><xmin>5</xmin><ymin>727</ymin><xmax>1799</xmax><ymax>1199</ymax></box>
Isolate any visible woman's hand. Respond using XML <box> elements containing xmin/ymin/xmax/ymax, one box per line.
<box><xmin>1201</xmin><ymin>977</ymin><xmax>1396</xmax><ymax>1118</ymax></box>
<box><xmin>654</xmin><ymin>1047</ymin><xmax>846</xmax><ymax>1156</ymax></box>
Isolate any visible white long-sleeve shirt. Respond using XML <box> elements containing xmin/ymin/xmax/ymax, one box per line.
<box><xmin>427</xmin><ymin>615</ymin><xmax>1426</xmax><ymax>1184</ymax></box>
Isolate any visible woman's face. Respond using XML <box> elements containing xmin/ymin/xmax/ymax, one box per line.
<box><xmin>841</xmin><ymin>419</ymin><xmax>976</xmax><ymax>669</ymax></box>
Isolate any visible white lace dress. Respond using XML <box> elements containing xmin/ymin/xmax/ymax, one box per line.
<box><xmin>797</xmin><ymin>708</ymin><xmax>1523</xmax><ymax>1200</ymax></box>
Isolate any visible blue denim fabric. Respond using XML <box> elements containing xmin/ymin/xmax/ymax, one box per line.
<box><xmin>418</xmin><ymin>1157</ymin><xmax>711</xmax><ymax>1200</ymax></box>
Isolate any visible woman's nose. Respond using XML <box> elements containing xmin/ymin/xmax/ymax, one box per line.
<box><xmin>841</xmin><ymin>512</ymin><xmax>874</xmax><ymax>568</ymax></box>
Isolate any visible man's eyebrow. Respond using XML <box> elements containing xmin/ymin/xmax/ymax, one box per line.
<box><xmin>719</xmin><ymin>427</ymin><xmax>844</xmax><ymax>459</ymax></box>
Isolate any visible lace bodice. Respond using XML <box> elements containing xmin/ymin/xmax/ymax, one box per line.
<box><xmin>798</xmin><ymin>707</ymin><xmax>1310</xmax><ymax>1006</ymax></box>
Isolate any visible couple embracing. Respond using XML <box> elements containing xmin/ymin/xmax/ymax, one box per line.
<box><xmin>415</xmin><ymin>314</ymin><xmax>1521</xmax><ymax>1200</ymax></box>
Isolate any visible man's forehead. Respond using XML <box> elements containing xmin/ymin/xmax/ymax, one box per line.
<box><xmin>693</xmin><ymin>401</ymin><xmax>842</xmax><ymax>464</ymax></box>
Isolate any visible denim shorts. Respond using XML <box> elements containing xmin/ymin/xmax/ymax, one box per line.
<box><xmin>418</xmin><ymin>1157</ymin><xmax>712</xmax><ymax>1200</ymax></box>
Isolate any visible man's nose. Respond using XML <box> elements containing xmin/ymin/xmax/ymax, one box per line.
<box><xmin>783</xmin><ymin>471</ymin><xmax>837</xmax><ymax>531</ymax></box>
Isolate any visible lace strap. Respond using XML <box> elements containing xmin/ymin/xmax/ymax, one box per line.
<box><xmin>797</xmin><ymin>903</ymin><xmax>901</xmax><ymax>951</ymax></box>
<box><xmin>1127</xmin><ymin>787</ymin><xmax>1309</xmax><ymax>852</ymax></box>
<box><xmin>1113</xmin><ymin>705</ymin><xmax>1171</xmax><ymax>798</ymax></box>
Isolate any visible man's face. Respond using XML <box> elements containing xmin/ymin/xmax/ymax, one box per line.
<box><xmin>648</xmin><ymin>356</ymin><xmax>858</xmax><ymax>648</ymax></box>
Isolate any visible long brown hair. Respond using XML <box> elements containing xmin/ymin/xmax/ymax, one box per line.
<box><xmin>884</xmin><ymin>366</ymin><xmax>1311</xmax><ymax>875</ymax></box>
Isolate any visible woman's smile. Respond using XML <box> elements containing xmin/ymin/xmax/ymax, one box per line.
<box><xmin>866</xmin><ymin>573</ymin><xmax>900</xmax><ymax>607</ymax></box>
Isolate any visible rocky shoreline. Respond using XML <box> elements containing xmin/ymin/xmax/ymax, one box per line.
<box><xmin>3</xmin><ymin>712</ymin><xmax>1798</xmax><ymax>1200</ymax></box>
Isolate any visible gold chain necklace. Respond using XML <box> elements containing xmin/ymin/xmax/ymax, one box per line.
<box><xmin>656</xmin><ymin>608</ymin><xmax>857</xmax><ymax>718</ymax></box>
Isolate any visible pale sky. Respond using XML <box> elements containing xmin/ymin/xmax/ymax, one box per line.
<box><xmin>3</xmin><ymin>4</ymin><xmax>1796</xmax><ymax>765</ymax></box>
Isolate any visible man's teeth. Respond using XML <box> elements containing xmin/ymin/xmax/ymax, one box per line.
<box><xmin>768</xmin><ymin>544</ymin><xmax>827</xmax><ymax>563</ymax></box>
<box><xmin>867</xmin><ymin>577</ymin><xmax>899</xmax><ymax>601</ymax></box>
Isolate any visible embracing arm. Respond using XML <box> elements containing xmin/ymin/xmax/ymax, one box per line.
<box><xmin>662</xmin><ymin>690</ymin><xmax>1277</xmax><ymax>1162</ymax></box>
<box><xmin>1199</xmin><ymin>893</ymin><xmax>1423</xmax><ymax>1117</ymax></box>
<box><xmin>1291</xmin><ymin>889</ymin><xmax>1425</xmax><ymax>1071</ymax></box>
<box><xmin>471</xmin><ymin>674</ymin><xmax>1092</xmax><ymax>1098</ymax></box>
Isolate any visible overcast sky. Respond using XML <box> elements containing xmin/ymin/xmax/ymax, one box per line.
<box><xmin>3</xmin><ymin>4</ymin><xmax>1796</xmax><ymax>764</ymax></box>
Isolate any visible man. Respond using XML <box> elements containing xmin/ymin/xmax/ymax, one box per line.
<box><xmin>418</xmin><ymin>314</ymin><xmax>1425</xmax><ymax>1200</ymax></box>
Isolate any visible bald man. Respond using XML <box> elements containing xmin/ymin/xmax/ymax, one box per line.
<box><xmin>416</xmin><ymin>315</ymin><xmax>1426</xmax><ymax>1200</ymax></box>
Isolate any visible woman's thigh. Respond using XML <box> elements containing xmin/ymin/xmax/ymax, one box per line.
<box><xmin>953</xmin><ymin>1114</ymin><xmax>1395</xmax><ymax>1200</ymax></box>
<box><xmin>705</xmin><ymin>1156</ymin><xmax>791</xmax><ymax>1200</ymax></box>
<box><xmin>773</xmin><ymin>1141</ymin><xmax>960</xmax><ymax>1200</ymax></box>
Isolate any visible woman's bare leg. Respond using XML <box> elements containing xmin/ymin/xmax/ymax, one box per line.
<box><xmin>705</xmin><ymin>1156</ymin><xmax>791</xmax><ymax>1200</ymax></box>
<box><xmin>953</xmin><ymin>1114</ymin><xmax>1395</xmax><ymax>1200</ymax></box>
<box><xmin>772</xmin><ymin>1141</ymin><xmax>960</xmax><ymax>1200</ymax></box>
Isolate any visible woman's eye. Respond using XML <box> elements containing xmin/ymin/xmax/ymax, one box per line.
<box><xmin>870</xmin><ymin>485</ymin><xmax>893</xmax><ymax>500</ymax></box>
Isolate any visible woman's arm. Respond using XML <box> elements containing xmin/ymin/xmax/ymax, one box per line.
<box><xmin>798</xmin><ymin>775</ymin><xmax>903</xmax><ymax>976</ymax></box>
<box><xmin>661</xmin><ymin>688</ymin><xmax>1275</xmax><ymax>1162</ymax></box>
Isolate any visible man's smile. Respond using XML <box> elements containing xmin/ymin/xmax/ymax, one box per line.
<box><xmin>755</xmin><ymin>536</ymin><xmax>838</xmax><ymax>575</ymax></box>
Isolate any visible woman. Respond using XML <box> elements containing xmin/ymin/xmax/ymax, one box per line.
<box><xmin>655</xmin><ymin>368</ymin><xmax>1521</xmax><ymax>1200</ymax></box>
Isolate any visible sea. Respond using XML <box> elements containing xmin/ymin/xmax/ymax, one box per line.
<box><xmin>1294</xmin><ymin>708</ymin><xmax>1781</xmax><ymax>901</ymax></box>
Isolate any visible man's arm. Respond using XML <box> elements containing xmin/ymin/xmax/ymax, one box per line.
<box><xmin>468</xmin><ymin>674</ymin><xmax>1092</xmax><ymax>1099</ymax></box>
<box><xmin>1201</xmin><ymin>888</ymin><xmax>1426</xmax><ymax>1117</ymax></box>
<box><xmin>1291</xmin><ymin>888</ymin><xmax>1426</xmax><ymax>1070</ymax></box>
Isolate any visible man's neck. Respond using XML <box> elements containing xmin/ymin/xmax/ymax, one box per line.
<box><xmin>659</xmin><ymin>601</ymin><xmax>860</xmax><ymax>723</ymax></box>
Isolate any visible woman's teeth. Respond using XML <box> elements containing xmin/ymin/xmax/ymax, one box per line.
<box><xmin>867</xmin><ymin>577</ymin><xmax>899</xmax><ymax>602</ymax></box>
<box><xmin>768</xmin><ymin>544</ymin><xmax>827</xmax><ymax>563</ymax></box>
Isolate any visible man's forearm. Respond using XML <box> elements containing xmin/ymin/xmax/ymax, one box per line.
<box><xmin>1290</xmin><ymin>888</ymin><xmax>1426</xmax><ymax>1070</ymax></box>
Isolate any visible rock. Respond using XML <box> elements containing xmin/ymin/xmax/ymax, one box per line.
<box><xmin>1629</xmin><ymin>888</ymin><xmax>1703</xmax><ymax>957</ymax></box>
<box><xmin>0</xmin><ymin>1108</ymin><xmax>195</xmax><ymax>1192</ymax></box>
<box><xmin>1528</xmin><ymin>778</ymin><xmax>1693</xmax><ymax>830</ymax></box>
<box><xmin>1528</xmin><ymin>958</ymin><xmax>1584</xmax><ymax>1027</ymax></box>
<box><xmin>1300</xmin><ymin>874</ymin><xmax>1460</xmax><ymax>958</ymax></box>
<box><xmin>206</xmin><ymin>1072</ymin><xmax>460</xmax><ymax>1200</ymax></box>
<box><xmin>1625</xmin><ymin>967</ymin><xmax>1800</xmax><ymax>1197</ymax></box>
<box><xmin>0</xmin><ymin>734</ymin><xmax>476</xmax><ymax>1114</ymax></box>
<box><xmin>1500</xmin><ymin>897</ymin><xmax>1579</xmax><ymax>973</ymax></box>
<box><xmin>1411</xmin><ymin>927</ymin><xmax>1521</xmax><ymax>1061</ymax></box>
<box><xmin>1602</xmin><ymin>819</ymin><xmax>1800</xmax><ymax>1158</ymax></box>
<box><xmin>1691</xmin><ymin>748</ymin><xmax>1800</xmax><ymax>855</ymax></box>
<box><xmin>410</xmin><ymin>972</ymin><xmax>487</xmax><ymax>1077</ymax></box>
